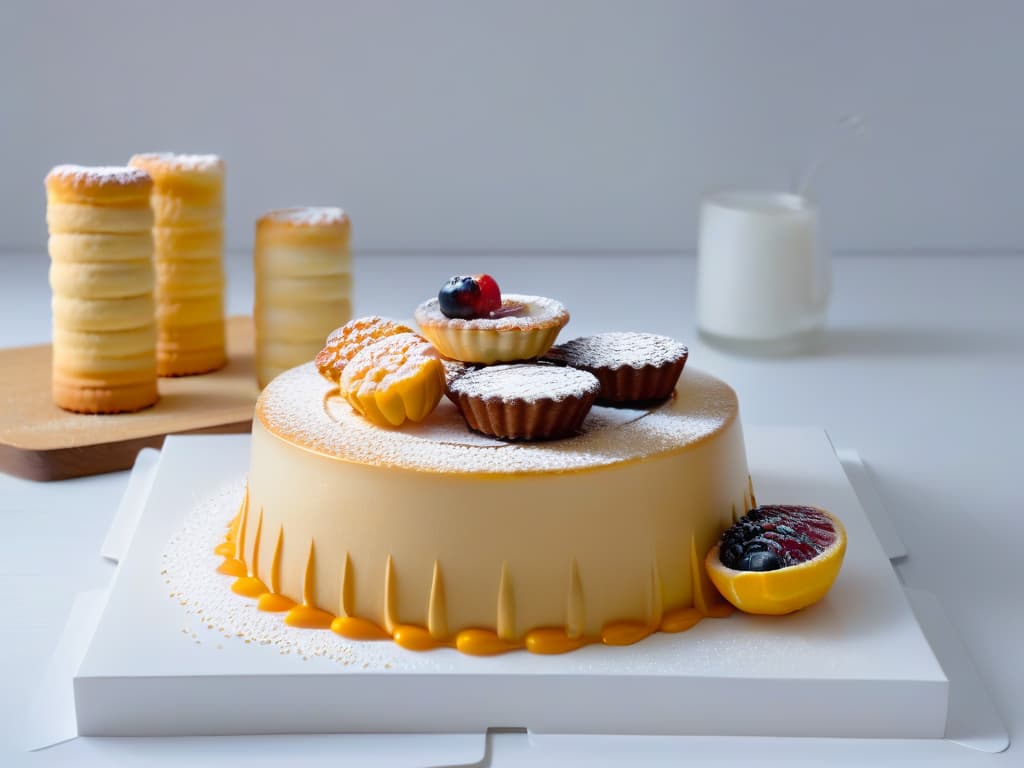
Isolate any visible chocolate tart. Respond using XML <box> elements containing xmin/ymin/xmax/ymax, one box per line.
<box><xmin>543</xmin><ymin>332</ymin><xmax>688</xmax><ymax>405</ymax></box>
<box><xmin>447</xmin><ymin>364</ymin><xmax>600</xmax><ymax>441</ymax></box>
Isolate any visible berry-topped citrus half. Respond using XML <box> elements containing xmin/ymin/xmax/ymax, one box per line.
<box><xmin>416</xmin><ymin>274</ymin><xmax>569</xmax><ymax>364</ymax></box>
<box><xmin>705</xmin><ymin>505</ymin><xmax>846</xmax><ymax>615</ymax></box>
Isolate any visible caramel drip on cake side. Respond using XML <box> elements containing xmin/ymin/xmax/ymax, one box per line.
<box><xmin>216</xmin><ymin>489</ymin><xmax>248</xmax><ymax>577</ymax></box>
<box><xmin>257</xmin><ymin>525</ymin><xmax>296</xmax><ymax>612</ymax></box>
<box><xmin>427</xmin><ymin>560</ymin><xmax>447</xmax><ymax>639</ymax></box>
<box><xmin>214</xmin><ymin>513</ymin><xmax>239</xmax><ymax>558</ymax></box>
<box><xmin>497</xmin><ymin>561</ymin><xmax>516</xmax><ymax>641</ymax></box>
<box><xmin>213</xmin><ymin>487</ymin><xmax>737</xmax><ymax>655</ymax></box>
<box><xmin>338</xmin><ymin>552</ymin><xmax>354</xmax><ymax>617</ymax></box>
<box><xmin>383</xmin><ymin>555</ymin><xmax>398</xmax><ymax>635</ymax></box>
<box><xmin>392</xmin><ymin>623</ymin><xmax>439</xmax><ymax>651</ymax></box>
<box><xmin>284</xmin><ymin>541</ymin><xmax>334</xmax><ymax>628</ymax></box>
<box><xmin>231</xmin><ymin>508</ymin><xmax>269</xmax><ymax>598</ymax></box>
<box><xmin>331</xmin><ymin>552</ymin><xmax>391</xmax><ymax>640</ymax></box>
<box><xmin>332</xmin><ymin>615</ymin><xmax>392</xmax><ymax>641</ymax></box>
<box><xmin>525</xmin><ymin>627</ymin><xmax>586</xmax><ymax>654</ymax></box>
<box><xmin>660</xmin><ymin>606</ymin><xmax>704</xmax><ymax>633</ymax></box>
<box><xmin>234</xmin><ymin>487</ymin><xmax>249</xmax><ymax>561</ymax></box>
<box><xmin>600</xmin><ymin>620</ymin><xmax>653</xmax><ymax>646</ymax></box>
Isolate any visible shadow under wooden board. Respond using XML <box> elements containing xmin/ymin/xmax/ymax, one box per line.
<box><xmin>0</xmin><ymin>316</ymin><xmax>261</xmax><ymax>481</ymax></box>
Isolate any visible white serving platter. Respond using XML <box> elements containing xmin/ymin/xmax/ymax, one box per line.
<box><xmin>72</xmin><ymin>428</ymin><xmax>948</xmax><ymax>739</ymax></box>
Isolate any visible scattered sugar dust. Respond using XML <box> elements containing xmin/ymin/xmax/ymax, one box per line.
<box><xmin>161</xmin><ymin>477</ymin><xmax>435</xmax><ymax>671</ymax></box>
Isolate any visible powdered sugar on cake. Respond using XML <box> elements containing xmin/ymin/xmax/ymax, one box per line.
<box><xmin>46</xmin><ymin>164</ymin><xmax>150</xmax><ymax>186</ymax></box>
<box><xmin>263</xmin><ymin>207</ymin><xmax>348</xmax><ymax>226</ymax></box>
<box><xmin>415</xmin><ymin>294</ymin><xmax>568</xmax><ymax>330</ymax></box>
<box><xmin>259</xmin><ymin>363</ymin><xmax>737</xmax><ymax>475</ymax></box>
<box><xmin>450</xmin><ymin>364</ymin><xmax>599</xmax><ymax>404</ymax></box>
<box><xmin>546</xmin><ymin>332</ymin><xmax>688</xmax><ymax>370</ymax></box>
<box><xmin>163</xmin><ymin>479</ymin><xmax>430</xmax><ymax>670</ymax></box>
<box><xmin>132</xmin><ymin>152</ymin><xmax>224</xmax><ymax>173</ymax></box>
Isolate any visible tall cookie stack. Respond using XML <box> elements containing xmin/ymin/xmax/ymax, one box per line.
<box><xmin>254</xmin><ymin>207</ymin><xmax>352</xmax><ymax>388</ymax></box>
<box><xmin>128</xmin><ymin>153</ymin><xmax>227</xmax><ymax>376</ymax></box>
<box><xmin>45</xmin><ymin>165</ymin><xmax>159</xmax><ymax>413</ymax></box>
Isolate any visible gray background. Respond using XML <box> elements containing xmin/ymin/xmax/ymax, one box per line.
<box><xmin>2</xmin><ymin>0</ymin><xmax>1021</xmax><ymax>253</ymax></box>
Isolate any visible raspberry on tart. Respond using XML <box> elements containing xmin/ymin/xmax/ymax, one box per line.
<box><xmin>447</xmin><ymin>363</ymin><xmax>600</xmax><ymax>441</ymax></box>
<box><xmin>543</xmin><ymin>332</ymin><xmax>688</xmax><ymax>405</ymax></box>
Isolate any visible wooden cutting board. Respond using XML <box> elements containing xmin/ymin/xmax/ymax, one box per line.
<box><xmin>0</xmin><ymin>316</ymin><xmax>260</xmax><ymax>481</ymax></box>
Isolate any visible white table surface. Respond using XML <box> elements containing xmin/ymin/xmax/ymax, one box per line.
<box><xmin>1</xmin><ymin>250</ymin><xmax>1021</xmax><ymax>765</ymax></box>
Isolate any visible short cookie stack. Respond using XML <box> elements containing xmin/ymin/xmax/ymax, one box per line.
<box><xmin>128</xmin><ymin>153</ymin><xmax>227</xmax><ymax>376</ymax></box>
<box><xmin>45</xmin><ymin>165</ymin><xmax>159</xmax><ymax>413</ymax></box>
<box><xmin>254</xmin><ymin>207</ymin><xmax>352</xmax><ymax>388</ymax></box>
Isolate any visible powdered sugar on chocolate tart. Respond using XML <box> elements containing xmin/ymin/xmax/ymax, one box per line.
<box><xmin>544</xmin><ymin>332</ymin><xmax>689</xmax><ymax>404</ymax></box>
<box><xmin>545</xmin><ymin>332</ymin><xmax>687</xmax><ymax>370</ymax></box>
<box><xmin>449</xmin><ymin>364</ymin><xmax>599</xmax><ymax>404</ymax></box>
<box><xmin>441</xmin><ymin>358</ymin><xmax>473</xmax><ymax>387</ymax></box>
<box><xmin>447</xmin><ymin>364</ymin><xmax>601</xmax><ymax>440</ymax></box>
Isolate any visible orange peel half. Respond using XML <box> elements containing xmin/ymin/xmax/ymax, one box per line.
<box><xmin>705</xmin><ymin>506</ymin><xmax>847</xmax><ymax>616</ymax></box>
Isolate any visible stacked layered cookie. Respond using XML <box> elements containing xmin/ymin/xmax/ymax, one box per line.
<box><xmin>128</xmin><ymin>153</ymin><xmax>226</xmax><ymax>376</ymax></box>
<box><xmin>253</xmin><ymin>207</ymin><xmax>352</xmax><ymax>388</ymax></box>
<box><xmin>45</xmin><ymin>165</ymin><xmax>158</xmax><ymax>413</ymax></box>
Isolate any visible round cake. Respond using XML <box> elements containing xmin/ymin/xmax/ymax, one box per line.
<box><xmin>221</xmin><ymin>362</ymin><xmax>754</xmax><ymax>654</ymax></box>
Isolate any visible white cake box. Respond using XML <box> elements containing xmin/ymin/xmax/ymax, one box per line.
<box><xmin>72</xmin><ymin>428</ymin><xmax>948</xmax><ymax>738</ymax></box>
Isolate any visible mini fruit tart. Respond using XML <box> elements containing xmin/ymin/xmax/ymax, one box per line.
<box><xmin>543</xmin><ymin>331</ymin><xmax>688</xmax><ymax>405</ymax></box>
<box><xmin>415</xmin><ymin>274</ymin><xmax>569</xmax><ymax>364</ymax></box>
<box><xmin>447</xmin><ymin>363</ymin><xmax>599</xmax><ymax>441</ymax></box>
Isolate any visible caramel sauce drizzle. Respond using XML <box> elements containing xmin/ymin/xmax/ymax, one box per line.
<box><xmin>338</xmin><ymin>551</ymin><xmax>354</xmax><ymax>617</ymax></box>
<box><xmin>216</xmin><ymin>489</ymin><xmax>734</xmax><ymax>656</ymax></box>
<box><xmin>256</xmin><ymin>524</ymin><xmax>296</xmax><ymax>612</ymax></box>
<box><xmin>383</xmin><ymin>554</ymin><xmax>398</xmax><ymax>635</ymax></box>
<box><xmin>232</xmin><ymin>508</ymin><xmax>269</xmax><ymax>598</ymax></box>
<box><xmin>284</xmin><ymin>540</ymin><xmax>333</xmax><ymax>629</ymax></box>
<box><xmin>216</xmin><ymin>490</ymin><xmax>248</xmax><ymax>577</ymax></box>
<box><xmin>427</xmin><ymin>560</ymin><xmax>447</xmax><ymax>639</ymax></box>
<box><xmin>496</xmin><ymin>561</ymin><xmax>515</xmax><ymax>641</ymax></box>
